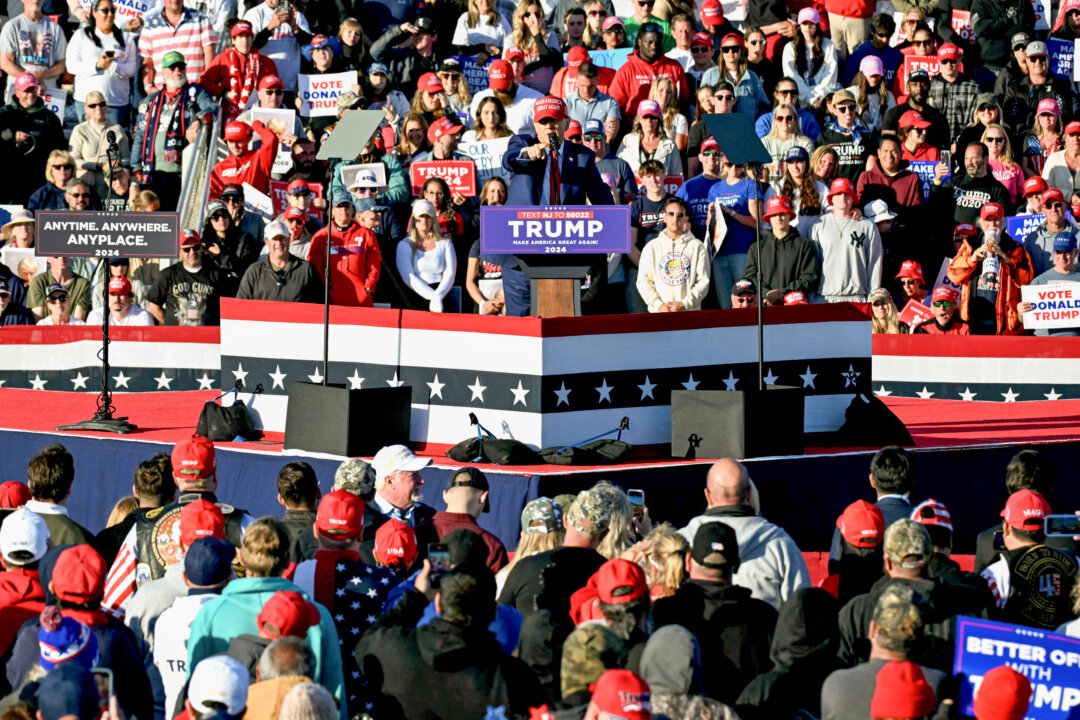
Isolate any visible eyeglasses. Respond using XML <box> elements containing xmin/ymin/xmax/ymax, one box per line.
<box><xmin>95</xmin><ymin>6</ymin><xmax>115</xmax><ymax>11</ymax></box>
<box><xmin>836</xmin><ymin>104</ymin><xmax>855</xmax><ymax>113</ymax></box>
<box><xmin>263</xmin><ymin>88</ymin><xmax>284</xmax><ymax>95</ymax></box>
<box><xmin>525</xmin><ymin>10</ymin><xmax>542</xmax><ymax>17</ymax></box>
<box><xmin>47</xmin><ymin>296</ymin><xmax>68</xmax><ymax>303</ymax></box>
<box><xmin>583</xmin><ymin>133</ymin><xmax>603</xmax><ymax>141</ymax></box>
<box><xmin>1030</xmin><ymin>55</ymin><xmax>1048</xmax><ymax>63</ymax></box>
<box><xmin>691</xmin><ymin>46</ymin><xmax>711</xmax><ymax>53</ymax></box>
<box><xmin>749</xmin><ymin>38</ymin><xmax>766</xmax><ymax>45</ymax></box>
<box><xmin>641</xmin><ymin>115</ymin><xmax>659</xmax><ymax>121</ymax></box>
<box><xmin>716</xmin><ymin>93</ymin><xmax>735</xmax><ymax>101</ymax></box>
<box><xmin>776</xmin><ymin>88</ymin><xmax>796</xmax><ymax>96</ymax></box>
<box><xmin>978</xmin><ymin>104</ymin><xmax>996</xmax><ymax>112</ymax></box>
<box><xmin>872</xmin><ymin>301</ymin><xmax>886</xmax><ymax>307</ymax></box>
<box><xmin>638</xmin><ymin>1</ymin><xmax>654</xmax><ymax>6</ymax></box>
<box><xmin>913</xmin><ymin>39</ymin><xmax>933</xmax><ymax>46</ymax></box>
<box><xmin>68</xmin><ymin>192</ymin><xmax>90</xmax><ymax>199</ymax></box>
<box><xmin>985</xmin><ymin>136</ymin><xmax>1005</xmax><ymax>143</ymax></box>
<box><xmin>721</xmin><ymin>46</ymin><xmax>740</xmax><ymax>53</ymax></box>
<box><xmin>701</xmin><ymin>150</ymin><xmax>721</xmax><ymax>157</ymax></box>
<box><xmin>775</xmin><ymin>115</ymin><xmax>794</xmax><ymax>122</ymax></box>
<box><xmin>181</xmin><ymin>245</ymin><xmax>203</xmax><ymax>252</ymax></box>
<box><xmin>665</xmin><ymin>211</ymin><xmax>685</xmax><ymax>217</ymax></box>
<box><xmin>438</xmin><ymin>72</ymin><xmax>459</xmax><ymax>79</ymax></box>
<box><xmin>285</xmin><ymin>217</ymin><xmax>304</xmax><ymax>223</ymax></box>
<box><xmin>1047</xmin><ymin>202</ymin><xmax>1065</xmax><ymax>210</ymax></box>
<box><xmin>222</xmin><ymin>196</ymin><xmax>243</xmax><ymax>203</ymax></box>
<box><xmin>603</xmin><ymin>27</ymin><xmax>623</xmax><ymax>33</ymax></box>
<box><xmin>874</xmin><ymin>32</ymin><xmax>890</xmax><ymax>39</ymax></box>
<box><xmin>588</xmin><ymin>9</ymin><xmax>606</xmax><ymax>16</ymax></box>
<box><xmin>939</xmin><ymin>58</ymin><xmax>957</xmax><ymax>65</ymax></box>
<box><xmin>53</xmin><ymin>164</ymin><xmax>73</xmax><ymax>171</ymax></box>
<box><xmin>932</xmin><ymin>301</ymin><xmax>953</xmax><ymax>308</ymax></box>
<box><xmin>211</xmin><ymin>212</ymin><xmax>229</xmax><ymax>220</ymax></box>
<box><xmin>910</xmin><ymin>127</ymin><xmax>926</xmax><ymax>134</ymax></box>
<box><xmin>85</xmin><ymin>102</ymin><xmax>106</xmax><ymax>109</ymax></box>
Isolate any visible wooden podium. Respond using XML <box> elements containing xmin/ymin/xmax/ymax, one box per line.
<box><xmin>517</xmin><ymin>253</ymin><xmax>602</xmax><ymax>317</ymax></box>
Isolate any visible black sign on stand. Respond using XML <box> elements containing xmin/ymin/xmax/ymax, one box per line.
<box><xmin>35</xmin><ymin>211</ymin><xmax>180</xmax><ymax>258</ymax></box>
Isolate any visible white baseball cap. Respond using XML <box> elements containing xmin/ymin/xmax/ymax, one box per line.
<box><xmin>189</xmin><ymin>656</ymin><xmax>249</xmax><ymax>715</ymax></box>
<box><xmin>372</xmin><ymin>444</ymin><xmax>431</xmax><ymax>482</ymax></box>
<box><xmin>264</xmin><ymin>220</ymin><xmax>289</xmax><ymax>241</ymax></box>
<box><xmin>348</xmin><ymin>169</ymin><xmax>384</xmax><ymax>191</ymax></box>
<box><xmin>863</xmin><ymin>199</ymin><xmax>896</xmax><ymax>224</ymax></box>
<box><xmin>0</xmin><ymin>508</ymin><xmax>49</xmax><ymax>565</ymax></box>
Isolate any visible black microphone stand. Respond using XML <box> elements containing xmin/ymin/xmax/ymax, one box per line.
<box><xmin>55</xmin><ymin>139</ymin><xmax>137</xmax><ymax>433</ymax></box>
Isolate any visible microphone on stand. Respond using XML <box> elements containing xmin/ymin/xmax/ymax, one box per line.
<box><xmin>106</xmin><ymin>129</ymin><xmax>119</xmax><ymax>152</ymax></box>
<box><xmin>548</xmin><ymin>132</ymin><xmax>560</xmax><ymax>154</ymax></box>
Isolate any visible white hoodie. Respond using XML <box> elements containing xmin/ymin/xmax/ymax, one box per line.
<box><xmin>679</xmin><ymin>508</ymin><xmax>811</xmax><ymax>610</ymax></box>
<box><xmin>636</xmin><ymin>229</ymin><xmax>712</xmax><ymax>312</ymax></box>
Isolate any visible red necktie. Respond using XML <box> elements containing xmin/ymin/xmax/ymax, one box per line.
<box><xmin>549</xmin><ymin>148</ymin><xmax>560</xmax><ymax>205</ymax></box>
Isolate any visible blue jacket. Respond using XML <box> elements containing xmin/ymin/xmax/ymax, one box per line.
<box><xmin>27</xmin><ymin>183</ymin><xmax>67</xmax><ymax>211</ymax></box>
<box><xmin>186</xmin><ymin>576</ymin><xmax>346</xmax><ymax>719</ymax></box>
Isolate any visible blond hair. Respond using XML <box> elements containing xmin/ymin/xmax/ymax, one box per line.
<box><xmin>981</xmin><ymin>122</ymin><xmax>1017</xmax><ymax>169</ymax></box>
<box><xmin>131</xmin><ymin>190</ymin><xmax>160</xmax><ymax>212</ymax></box>
<box><xmin>106</xmin><ymin>495</ymin><xmax>139</xmax><ymax>527</ymax></box>
<box><xmin>644</xmin><ymin>523</ymin><xmax>688</xmax><ymax>598</ymax></box>
<box><xmin>466</xmin><ymin>0</ymin><xmax>500</xmax><ymax>30</ymax></box>
<box><xmin>648</xmin><ymin>76</ymin><xmax>680</xmax><ymax>140</ymax></box>
<box><xmin>241</xmin><ymin>517</ymin><xmax>291</xmax><ymax>577</ymax></box>
<box><xmin>593</xmin><ymin>481</ymin><xmax>633</xmax><ymax>560</ymax></box>
<box><xmin>499</xmin><ymin>528</ymin><xmax>565</xmax><ymax>581</ymax></box>
<box><xmin>511</xmin><ymin>0</ymin><xmax>550</xmax><ymax>51</ymax></box>
<box><xmin>871</xmin><ymin>291</ymin><xmax>904</xmax><ymax>334</ymax></box>
<box><xmin>582</xmin><ymin>0</ymin><xmax>604</xmax><ymax>47</ymax></box>
<box><xmin>45</xmin><ymin>149</ymin><xmax>73</xmax><ymax>184</ymax></box>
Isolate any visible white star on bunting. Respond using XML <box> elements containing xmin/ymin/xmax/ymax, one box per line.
<box><xmin>426</xmin><ymin>374</ymin><xmax>444</xmax><ymax>399</ymax></box>
<box><xmin>70</xmin><ymin>372</ymin><xmax>88</xmax><ymax>390</ymax></box>
<box><xmin>1001</xmin><ymin>387</ymin><xmax>1019</xmax><ymax>402</ymax></box>
<box><xmin>231</xmin><ymin>362</ymin><xmax>248</xmax><ymax>385</ymax></box>
<box><xmin>841</xmin><ymin>363</ymin><xmax>861</xmax><ymax>388</ymax></box>
<box><xmin>269</xmin><ymin>365</ymin><xmax>287</xmax><ymax>390</ymax></box>
<box><xmin>595</xmin><ymin>378</ymin><xmax>613</xmax><ymax>403</ymax></box>
<box><xmin>874</xmin><ymin>385</ymin><xmax>892</xmax><ymax>397</ymax></box>
<box><xmin>958</xmin><ymin>387</ymin><xmax>977</xmax><ymax>401</ymax></box>
<box><xmin>681</xmin><ymin>373</ymin><xmax>700</xmax><ymax>391</ymax></box>
<box><xmin>113</xmin><ymin>371</ymin><xmax>130</xmax><ymax>389</ymax></box>
<box><xmin>510</xmin><ymin>380</ymin><xmax>530</xmax><ymax>406</ymax></box>
<box><xmin>916</xmin><ymin>386</ymin><xmax>935</xmax><ymax>399</ymax></box>
<box><xmin>468</xmin><ymin>377</ymin><xmax>487</xmax><ymax>402</ymax></box>
<box><xmin>799</xmin><ymin>366</ymin><xmax>817</xmax><ymax>389</ymax></box>
<box><xmin>386</xmin><ymin>372</ymin><xmax>405</xmax><ymax>387</ymax></box>
<box><xmin>154</xmin><ymin>372</ymin><xmax>174</xmax><ymax>390</ymax></box>
<box><xmin>348</xmin><ymin>369</ymin><xmax>365</xmax><ymax>389</ymax></box>
<box><xmin>196</xmin><ymin>373</ymin><xmax>215</xmax><ymax>390</ymax></box>
<box><xmin>722</xmin><ymin>370</ymin><xmax>738</xmax><ymax>391</ymax></box>
<box><xmin>763</xmin><ymin>368</ymin><xmax>778</xmax><ymax>385</ymax></box>
<box><xmin>307</xmin><ymin>366</ymin><xmax>324</xmax><ymax>383</ymax></box>
<box><xmin>554</xmin><ymin>381</ymin><xmax>571</xmax><ymax>406</ymax></box>
<box><xmin>29</xmin><ymin>374</ymin><xmax>47</xmax><ymax>391</ymax></box>
<box><xmin>1045</xmin><ymin>388</ymin><xmax>1062</xmax><ymax>401</ymax></box>
<box><xmin>637</xmin><ymin>376</ymin><xmax>656</xmax><ymax>400</ymax></box>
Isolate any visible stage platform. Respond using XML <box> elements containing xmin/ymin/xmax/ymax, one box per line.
<box><xmin>1</xmin><ymin>388</ymin><xmax>1078</xmax><ymax>555</ymax></box>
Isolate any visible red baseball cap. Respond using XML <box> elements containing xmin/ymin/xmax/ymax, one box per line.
<box><xmin>284</xmin><ymin>207</ymin><xmax>306</xmax><ymax>222</ymax></box>
<box><xmin>1042</xmin><ymin>188</ymin><xmax>1065</xmax><ymax>205</ymax></box>
<box><xmin>898</xmin><ymin>110</ymin><xmax>931</xmax><ymax>129</ymax></box>
<box><xmin>954</xmin><ymin>222</ymin><xmax>977</xmax><ymax>238</ymax></box>
<box><xmin>504</xmin><ymin>46</ymin><xmax>526</xmax><ymax>63</ymax></box>
<box><xmin>691</xmin><ymin>32</ymin><xmax>712</xmax><ymax>47</ymax></box>
<box><xmin>373</xmin><ymin>518</ymin><xmax>417</xmax><ymax>567</ymax></box>
<box><xmin>286</xmin><ymin>179</ymin><xmax>310</xmax><ymax>195</ymax></box>
<box><xmin>535</xmin><ymin>96</ymin><xmax>566</xmax><ymax>123</ymax></box>
<box><xmin>1001</xmin><ymin>489</ymin><xmax>1051</xmax><ymax>530</ymax></box>
<box><xmin>180</xmin><ymin>498</ymin><xmax>226</xmax><ymax>547</ymax></box>
<box><xmin>488</xmin><ymin>60</ymin><xmax>512</xmax><ymax>91</ymax></box>
<box><xmin>974</xmin><ymin>666</ymin><xmax>1032</xmax><ymax>720</ymax></box>
<box><xmin>594</xmin><ymin>558</ymin><xmax>648</xmax><ymax>604</ymax></box>
<box><xmin>0</xmin><ymin>481</ymin><xmax>30</xmax><ymax>509</ymax></box>
<box><xmin>1023</xmin><ymin>176</ymin><xmax>1048</xmax><ymax>197</ymax></box>
<box><xmin>417</xmin><ymin>72</ymin><xmax>443</xmax><ymax>94</ymax></box>
<box><xmin>224</xmin><ymin>121</ymin><xmax>253</xmax><ymax>142</ymax></box>
<box><xmin>784</xmin><ymin>291</ymin><xmax>809</xmax><ymax>305</ymax></box>
<box><xmin>181</xmin><ymin>229</ymin><xmax>202</xmax><ymax>247</ymax></box>
<box><xmin>937</xmin><ymin>43</ymin><xmax>961</xmax><ymax>60</ymax></box>
<box><xmin>895</xmin><ymin>260</ymin><xmax>924</xmax><ymax>282</ymax></box>
<box><xmin>590</xmin><ymin>671</ymin><xmax>651</xmax><ymax>720</ymax></box>
<box><xmin>1037</xmin><ymin>98</ymin><xmax>1061</xmax><ymax>116</ymax></box>
<box><xmin>932</xmin><ymin>286</ymin><xmax>959</xmax><ymax>303</ymax></box>
<box><xmin>1066</xmin><ymin>120</ymin><xmax>1080</xmax><ymax>135</ymax></box>
<box><xmin>108</xmin><ymin>276</ymin><xmax>132</xmax><ymax>296</ymax></box>
<box><xmin>700</xmin><ymin>0</ymin><xmax>724</xmax><ymax>25</ymax></box>
<box><xmin>427</xmin><ymin>116</ymin><xmax>464</xmax><ymax>144</ymax></box>
<box><xmin>827</xmin><ymin>177</ymin><xmax>857</xmax><ymax>203</ymax></box>
<box><xmin>52</xmin><ymin>545</ymin><xmax>106</xmax><ymax>603</ymax></box>
<box><xmin>870</xmin><ymin>662</ymin><xmax>936</xmax><ymax>719</ymax></box>
<box><xmin>762</xmin><ymin>195</ymin><xmax>794</xmax><ymax>221</ymax></box>
<box><xmin>172</xmin><ymin>434</ymin><xmax>216</xmax><ymax>481</ymax></box>
<box><xmin>566</xmin><ymin>46</ymin><xmax>590</xmax><ymax>68</ymax></box>
<box><xmin>257</xmin><ymin>590</ymin><xmax>321</xmax><ymax>639</ymax></box>
<box><xmin>700</xmin><ymin>137</ymin><xmax>720</xmax><ymax>152</ymax></box>
<box><xmin>720</xmin><ymin>32</ymin><xmax>744</xmax><ymax>48</ymax></box>
<box><xmin>911</xmin><ymin>498</ymin><xmax>953</xmax><ymax>532</ymax></box>
<box><xmin>980</xmin><ymin>203</ymin><xmax>1004</xmax><ymax>220</ymax></box>
<box><xmin>837</xmin><ymin>499</ymin><xmax>885</xmax><ymax>548</ymax></box>
<box><xmin>566</xmin><ymin>119</ymin><xmax>582</xmax><ymax>139</ymax></box>
<box><xmin>230</xmin><ymin>21</ymin><xmax>253</xmax><ymax>37</ymax></box>
<box><xmin>316</xmin><ymin>489</ymin><xmax>365</xmax><ymax>538</ymax></box>
<box><xmin>258</xmin><ymin>74</ymin><xmax>284</xmax><ymax>91</ymax></box>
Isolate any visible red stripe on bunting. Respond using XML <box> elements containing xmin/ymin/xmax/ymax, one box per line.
<box><xmin>0</xmin><ymin>326</ymin><xmax>220</xmax><ymax>344</ymax></box>
<box><xmin>873</xmin><ymin>334</ymin><xmax>1080</xmax><ymax>359</ymax></box>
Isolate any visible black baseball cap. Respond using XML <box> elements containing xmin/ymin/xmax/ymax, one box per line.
<box><xmin>446</xmin><ymin>468</ymin><xmax>490</xmax><ymax>512</ymax></box>
<box><xmin>691</xmin><ymin>522</ymin><xmax>739</xmax><ymax>571</ymax></box>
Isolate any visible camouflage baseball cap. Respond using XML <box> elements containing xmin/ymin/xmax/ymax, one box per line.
<box><xmin>337</xmin><ymin>91</ymin><xmax>363</xmax><ymax>113</ymax></box>
<box><xmin>560</xmin><ymin>624</ymin><xmax>628</xmax><ymax>698</ymax></box>
<box><xmin>520</xmin><ymin>497</ymin><xmax>562</xmax><ymax>535</ymax></box>
<box><xmin>334</xmin><ymin>459</ymin><xmax>375</xmax><ymax>496</ymax></box>
<box><xmin>883</xmin><ymin>519</ymin><xmax>932</xmax><ymax>569</ymax></box>
<box><xmin>567</xmin><ymin>487</ymin><xmax>612</xmax><ymax>536</ymax></box>
<box><xmin>552</xmin><ymin>493</ymin><xmax>576</xmax><ymax>514</ymax></box>
<box><xmin>871</xmin><ymin>582</ymin><xmax>923</xmax><ymax>648</ymax></box>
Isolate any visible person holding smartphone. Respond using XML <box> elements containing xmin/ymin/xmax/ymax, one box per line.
<box><xmin>65</xmin><ymin>0</ymin><xmax>137</xmax><ymax>126</ymax></box>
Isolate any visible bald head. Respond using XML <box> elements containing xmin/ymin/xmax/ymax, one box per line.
<box><xmin>705</xmin><ymin>459</ymin><xmax>752</xmax><ymax>509</ymax></box>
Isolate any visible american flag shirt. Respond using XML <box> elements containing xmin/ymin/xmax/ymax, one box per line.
<box><xmin>293</xmin><ymin>549</ymin><xmax>398</xmax><ymax>714</ymax></box>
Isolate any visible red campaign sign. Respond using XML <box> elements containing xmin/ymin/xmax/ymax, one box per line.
<box><xmin>897</xmin><ymin>55</ymin><xmax>941</xmax><ymax>99</ymax></box>
<box><xmin>269</xmin><ymin>179</ymin><xmax>324</xmax><ymax>222</ymax></box>
<box><xmin>950</xmin><ymin>9</ymin><xmax>975</xmax><ymax>41</ymax></box>
<box><xmin>898</xmin><ymin>299</ymin><xmax>934</xmax><ymax>329</ymax></box>
<box><xmin>409</xmin><ymin>160</ymin><xmax>477</xmax><ymax>198</ymax></box>
<box><xmin>633</xmin><ymin>174</ymin><xmax>684</xmax><ymax>194</ymax></box>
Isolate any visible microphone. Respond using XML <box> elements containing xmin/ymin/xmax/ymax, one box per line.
<box><xmin>547</xmin><ymin>132</ymin><xmax>560</xmax><ymax>154</ymax></box>
<box><xmin>106</xmin><ymin>129</ymin><xmax>119</xmax><ymax>151</ymax></box>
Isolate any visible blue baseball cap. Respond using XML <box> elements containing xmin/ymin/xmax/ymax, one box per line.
<box><xmin>184</xmin><ymin>536</ymin><xmax>235</xmax><ymax>586</ymax></box>
<box><xmin>583</xmin><ymin>119</ymin><xmax>603</xmax><ymax>136</ymax></box>
<box><xmin>1054</xmin><ymin>231</ymin><xmax>1078</xmax><ymax>252</ymax></box>
<box><xmin>356</xmin><ymin>197</ymin><xmax>389</xmax><ymax>213</ymax></box>
<box><xmin>367</xmin><ymin>62</ymin><xmax>389</xmax><ymax>76</ymax></box>
<box><xmin>785</xmin><ymin>146</ymin><xmax>809</xmax><ymax>163</ymax></box>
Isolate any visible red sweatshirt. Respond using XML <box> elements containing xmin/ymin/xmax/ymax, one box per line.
<box><xmin>0</xmin><ymin>567</ymin><xmax>44</xmax><ymax>656</ymax></box>
<box><xmin>308</xmin><ymin>221</ymin><xmax>381</xmax><ymax>307</ymax></box>
<box><xmin>608</xmin><ymin>51</ymin><xmax>688</xmax><ymax>121</ymax></box>
<box><xmin>208</xmin><ymin>120</ymin><xmax>278</xmax><ymax>199</ymax></box>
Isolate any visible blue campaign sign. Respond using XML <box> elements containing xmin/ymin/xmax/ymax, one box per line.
<box><xmin>453</xmin><ymin>55</ymin><xmax>493</xmax><ymax>96</ymax></box>
<box><xmin>578</xmin><ymin>48</ymin><xmax>632</xmax><ymax>70</ymax></box>
<box><xmin>1007</xmin><ymin>214</ymin><xmax>1045</xmax><ymax>241</ymax></box>
<box><xmin>953</xmin><ymin>616</ymin><xmax>1080</xmax><ymax>720</ymax></box>
<box><xmin>909</xmin><ymin>160</ymin><xmax>946</xmax><ymax>202</ymax></box>
<box><xmin>1047</xmin><ymin>38</ymin><xmax>1074</xmax><ymax>81</ymax></box>
<box><xmin>480</xmin><ymin>206</ymin><xmax>631</xmax><ymax>254</ymax></box>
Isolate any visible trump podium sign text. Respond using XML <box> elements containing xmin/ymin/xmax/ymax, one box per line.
<box><xmin>36</xmin><ymin>212</ymin><xmax>180</xmax><ymax>258</ymax></box>
<box><xmin>954</xmin><ymin>617</ymin><xmax>1080</xmax><ymax>719</ymax></box>
<box><xmin>480</xmin><ymin>206</ymin><xmax>631</xmax><ymax>254</ymax></box>
<box><xmin>1021</xmin><ymin>284</ymin><xmax>1080</xmax><ymax>329</ymax></box>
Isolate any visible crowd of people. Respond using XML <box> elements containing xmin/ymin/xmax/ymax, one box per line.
<box><xmin>0</xmin><ymin>439</ymin><xmax>1073</xmax><ymax>720</ymax></box>
<box><xmin>0</xmin><ymin>0</ymin><xmax>1077</xmax><ymax>330</ymax></box>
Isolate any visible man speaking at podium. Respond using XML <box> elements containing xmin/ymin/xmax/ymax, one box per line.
<box><xmin>496</xmin><ymin>95</ymin><xmax>614</xmax><ymax>317</ymax></box>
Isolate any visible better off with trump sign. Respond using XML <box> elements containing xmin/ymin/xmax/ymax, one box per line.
<box><xmin>35</xmin><ymin>212</ymin><xmax>180</xmax><ymax>258</ymax></box>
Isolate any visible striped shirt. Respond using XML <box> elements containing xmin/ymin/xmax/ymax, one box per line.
<box><xmin>138</xmin><ymin>8</ymin><xmax>216</xmax><ymax>91</ymax></box>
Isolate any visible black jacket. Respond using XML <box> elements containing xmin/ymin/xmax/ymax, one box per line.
<box><xmin>0</xmin><ymin>99</ymin><xmax>66</xmax><ymax>205</ymax></box>
<box><xmin>283</xmin><ymin>508</ymin><xmax>317</xmax><ymax>562</ymax></box>
<box><xmin>972</xmin><ymin>0</ymin><xmax>1036</xmax><ymax>70</ymax></box>
<box><xmin>652</xmin><ymin>580</ymin><xmax>777</xmax><ymax>704</ymax></box>
<box><xmin>356</xmin><ymin>589</ymin><xmax>547</xmax><ymax>720</ymax></box>
<box><xmin>742</xmin><ymin>228</ymin><xmax>821</xmax><ymax>299</ymax></box>
<box><xmin>931</xmin><ymin>171</ymin><xmax>1012</xmax><ymax>228</ymax></box>
<box><xmin>235</xmin><ymin>256</ymin><xmax>323</xmax><ymax>303</ymax></box>
<box><xmin>228</xmin><ymin>633</ymin><xmax>272</xmax><ymax>682</ymax></box>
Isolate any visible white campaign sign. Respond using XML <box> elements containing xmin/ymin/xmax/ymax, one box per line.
<box><xmin>40</xmin><ymin>87</ymin><xmax>67</xmax><ymax>123</ymax></box>
<box><xmin>459</xmin><ymin>137</ymin><xmax>510</xmax><ymax>186</ymax></box>
<box><xmin>243</xmin><ymin>183</ymin><xmax>274</xmax><ymax>220</ymax></box>
<box><xmin>248</xmin><ymin>107</ymin><xmax>295</xmax><ymax>175</ymax></box>
<box><xmin>297</xmin><ymin>72</ymin><xmax>356</xmax><ymax>117</ymax></box>
<box><xmin>1021</xmin><ymin>283</ymin><xmax>1080</xmax><ymax>328</ymax></box>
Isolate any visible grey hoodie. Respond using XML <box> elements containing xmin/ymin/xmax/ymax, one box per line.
<box><xmin>679</xmin><ymin>506</ymin><xmax>811</xmax><ymax>610</ymax></box>
<box><xmin>1024</xmin><ymin>218</ymin><xmax>1080</xmax><ymax>276</ymax></box>
<box><xmin>640</xmin><ymin>626</ymin><xmax>739</xmax><ymax>720</ymax></box>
